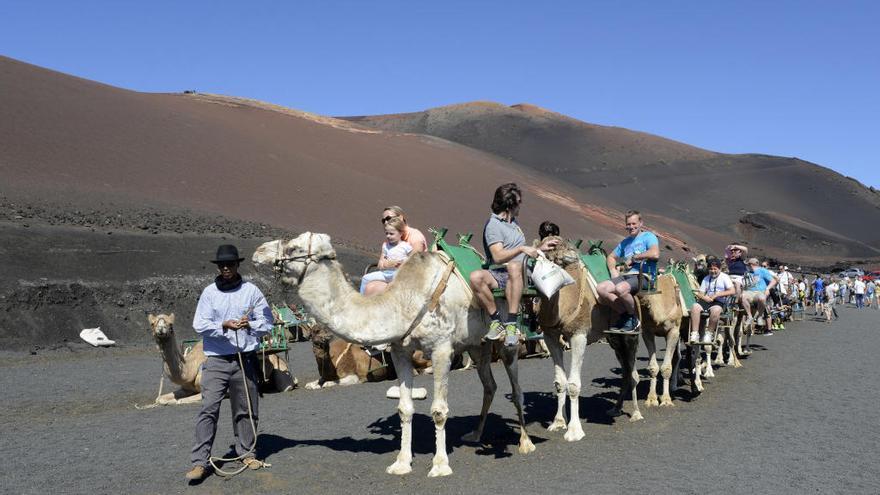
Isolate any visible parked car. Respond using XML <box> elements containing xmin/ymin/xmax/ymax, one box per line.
<box><xmin>864</xmin><ymin>271</ymin><xmax>880</xmax><ymax>282</ymax></box>
<box><xmin>839</xmin><ymin>268</ymin><xmax>865</xmax><ymax>279</ymax></box>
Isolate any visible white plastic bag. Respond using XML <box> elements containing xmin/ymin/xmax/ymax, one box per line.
<box><xmin>531</xmin><ymin>252</ymin><xmax>575</xmax><ymax>298</ymax></box>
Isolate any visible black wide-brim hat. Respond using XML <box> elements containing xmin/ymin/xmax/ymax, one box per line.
<box><xmin>211</xmin><ymin>244</ymin><xmax>246</xmax><ymax>264</ymax></box>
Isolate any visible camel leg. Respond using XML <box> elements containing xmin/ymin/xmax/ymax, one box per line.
<box><xmin>659</xmin><ymin>330</ymin><xmax>678</xmax><ymax>406</ymax></box>
<box><xmin>499</xmin><ymin>344</ymin><xmax>536</xmax><ymax>454</ymax></box>
<box><xmin>608</xmin><ymin>334</ymin><xmax>642</xmax><ymax>421</ymax></box>
<box><xmin>563</xmin><ymin>332</ymin><xmax>587</xmax><ymax>442</ymax></box>
<box><xmin>543</xmin><ymin>333</ymin><xmax>568</xmax><ymax>432</ymax></box>
<box><xmin>385</xmin><ymin>347</ymin><xmax>415</xmax><ymax>476</ymax></box>
<box><xmin>714</xmin><ymin>329</ymin><xmax>726</xmax><ymax>366</ymax></box>
<box><xmin>703</xmin><ymin>344</ymin><xmax>715</xmax><ymax>378</ymax></box>
<box><xmin>643</xmin><ymin>333</ymin><xmax>660</xmax><ymax>407</ymax></box>
<box><xmin>691</xmin><ymin>344</ymin><xmax>704</xmax><ymax>393</ymax></box>
<box><xmin>428</xmin><ymin>344</ymin><xmax>454</xmax><ymax>477</ymax></box>
<box><xmin>463</xmin><ymin>344</ymin><xmax>497</xmax><ymax>443</ymax></box>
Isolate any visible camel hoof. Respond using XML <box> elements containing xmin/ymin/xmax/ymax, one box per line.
<box><xmin>645</xmin><ymin>396</ymin><xmax>659</xmax><ymax>408</ymax></box>
<box><xmin>606</xmin><ymin>407</ymin><xmax>623</xmax><ymax>418</ymax></box>
<box><xmin>547</xmin><ymin>418</ymin><xmax>567</xmax><ymax>432</ymax></box>
<box><xmin>660</xmin><ymin>396</ymin><xmax>674</xmax><ymax>407</ymax></box>
<box><xmin>304</xmin><ymin>380</ymin><xmax>321</xmax><ymax>390</ymax></box>
<box><xmin>462</xmin><ymin>430</ymin><xmax>482</xmax><ymax>443</ymax></box>
<box><xmin>563</xmin><ymin>427</ymin><xmax>585</xmax><ymax>442</ymax></box>
<box><xmin>427</xmin><ymin>464</ymin><xmax>452</xmax><ymax>477</ymax></box>
<box><xmin>386</xmin><ymin>461</ymin><xmax>412</xmax><ymax>476</ymax></box>
<box><xmin>629</xmin><ymin>410</ymin><xmax>644</xmax><ymax>422</ymax></box>
<box><xmin>518</xmin><ymin>437</ymin><xmax>537</xmax><ymax>454</ymax></box>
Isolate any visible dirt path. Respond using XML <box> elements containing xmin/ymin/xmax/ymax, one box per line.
<box><xmin>3</xmin><ymin>305</ymin><xmax>878</xmax><ymax>494</ymax></box>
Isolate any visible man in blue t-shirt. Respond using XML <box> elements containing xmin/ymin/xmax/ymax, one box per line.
<box><xmin>741</xmin><ymin>257</ymin><xmax>778</xmax><ymax>333</ymax></box>
<box><xmin>812</xmin><ymin>276</ymin><xmax>826</xmax><ymax>315</ymax></box>
<box><xmin>598</xmin><ymin>210</ymin><xmax>660</xmax><ymax>333</ymax></box>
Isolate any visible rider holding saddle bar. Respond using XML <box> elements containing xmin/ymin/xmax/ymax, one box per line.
<box><xmin>597</xmin><ymin>210</ymin><xmax>660</xmax><ymax>334</ymax></box>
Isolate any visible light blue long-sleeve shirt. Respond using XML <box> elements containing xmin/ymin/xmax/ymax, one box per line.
<box><xmin>192</xmin><ymin>280</ymin><xmax>274</xmax><ymax>356</ymax></box>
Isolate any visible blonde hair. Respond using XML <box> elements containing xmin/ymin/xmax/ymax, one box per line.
<box><xmin>385</xmin><ymin>216</ymin><xmax>406</xmax><ymax>234</ymax></box>
<box><xmin>383</xmin><ymin>205</ymin><xmax>407</xmax><ymax>224</ymax></box>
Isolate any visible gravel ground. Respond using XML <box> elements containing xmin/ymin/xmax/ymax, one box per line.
<box><xmin>2</xmin><ymin>305</ymin><xmax>878</xmax><ymax>495</ymax></box>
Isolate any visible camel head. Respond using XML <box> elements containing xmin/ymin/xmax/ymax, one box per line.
<box><xmin>148</xmin><ymin>313</ymin><xmax>175</xmax><ymax>341</ymax></box>
<box><xmin>253</xmin><ymin>232</ymin><xmax>336</xmax><ymax>286</ymax></box>
<box><xmin>542</xmin><ymin>236</ymin><xmax>580</xmax><ymax>268</ymax></box>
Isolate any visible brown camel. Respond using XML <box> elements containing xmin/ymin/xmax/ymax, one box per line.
<box><xmin>638</xmin><ymin>274</ymin><xmax>684</xmax><ymax>407</ymax></box>
<box><xmin>536</xmin><ymin>238</ymin><xmax>643</xmax><ymax>437</ymax></box>
<box><xmin>305</xmin><ymin>321</ymin><xmax>432</xmax><ymax>389</ymax></box>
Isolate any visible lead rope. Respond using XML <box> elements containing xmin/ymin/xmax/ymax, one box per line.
<box><xmin>208</xmin><ymin>324</ymin><xmax>270</xmax><ymax>477</ymax></box>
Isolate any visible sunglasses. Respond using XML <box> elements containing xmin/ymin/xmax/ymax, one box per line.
<box><xmin>381</xmin><ymin>215</ymin><xmax>397</xmax><ymax>224</ymax></box>
<box><xmin>217</xmin><ymin>261</ymin><xmax>237</xmax><ymax>268</ymax></box>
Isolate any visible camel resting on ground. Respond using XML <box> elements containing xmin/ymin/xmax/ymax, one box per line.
<box><xmin>140</xmin><ymin>313</ymin><xmax>295</xmax><ymax>408</ymax></box>
<box><xmin>254</xmin><ymin>233</ymin><xmax>535</xmax><ymax>478</ymax></box>
<box><xmin>306</xmin><ymin>321</ymin><xmax>432</xmax><ymax>389</ymax></box>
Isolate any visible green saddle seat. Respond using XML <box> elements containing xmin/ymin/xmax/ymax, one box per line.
<box><xmin>431</xmin><ymin>227</ymin><xmax>542</xmax><ymax>340</ymax></box>
<box><xmin>579</xmin><ymin>240</ymin><xmax>612</xmax><ymax>284</ymax></box>
<box><xmin>668</xmin><ymin>267</ymin><xmax>698</xmax><ymax>310</ymax></box>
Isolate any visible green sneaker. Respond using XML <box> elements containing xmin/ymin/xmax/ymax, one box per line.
<box><xmin>484</xmin><ymin>320</ymin><xmax>504</xmax><ymax>341</ymax></box>
<box><xmin>503</xmin><ymin>323</ymin><xmax>519</xmax><ymax>347</ymax></box>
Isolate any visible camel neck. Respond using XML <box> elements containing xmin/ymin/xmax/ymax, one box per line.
<box><xmin>157</xmin><ymin>336</ymin><xmax>184</xmax><ymax>382</ymax></box>
<box><xmin>298</xmin><ymin>260</ymin><xmax>424</xmax><ymax>346</ymax></box>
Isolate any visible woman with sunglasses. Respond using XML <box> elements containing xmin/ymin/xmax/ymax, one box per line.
<box><xmin>362</xmin><ymin>206</ymin><xmax>428</xmax><ymax>297</ymax></box>
<box><xmin>725</xmin><ymin>243</ymin><xmax>749</xmax><ymax>300</ymax></box>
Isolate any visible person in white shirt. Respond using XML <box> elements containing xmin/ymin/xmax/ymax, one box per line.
<box><xmin>854</xmin><ymin>278</ymin><xmax>867</xmax><ymax>309</ymax></box>
<box><xmin>359</xmin><ymin>216</ymin><xmax>413</xmax><ymax>293</ymax></box>
<box><xmin>824</xmin><ymin>280</ymin><xmax>839</xmax><ymax>322</ymax></box>
<box><xmin>777</xmin><ymin>266</ymin><xmax>793</xmax><ymax>301</ymax></box>
<box><xmin>688</xmin><ymin>258</ymin><xmax>736</xmax><ymax>344</ymax></box>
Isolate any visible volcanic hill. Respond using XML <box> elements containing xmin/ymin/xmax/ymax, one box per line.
<box><xmin>2</xmin><ymin>55</ymin><xmax>878</xmax><ymax>348</ymax></box>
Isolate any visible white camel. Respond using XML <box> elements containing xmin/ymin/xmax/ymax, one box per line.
<box><xmin>253</xmin><ymin>232</ymin><xmax>535</xmax><ymax>478</ymax></box>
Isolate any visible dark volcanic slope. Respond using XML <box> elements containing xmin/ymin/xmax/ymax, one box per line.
<box><xmin>0</xmin><ymin>56</ymin><xmax>630</xmax><ymax>247</ymax></box>
<box><xmin>344</xmin><ymin>102</ymin><xmax>880</xmax><ymax>256</ymax></box>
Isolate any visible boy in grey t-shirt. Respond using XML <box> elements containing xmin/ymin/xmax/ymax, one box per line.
<box><xmin>469</xmin><ymin>183</ymin><xmax>557</xmax><ymax>346</ymax></box>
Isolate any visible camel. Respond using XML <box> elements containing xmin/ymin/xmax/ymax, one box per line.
<box><xmin>141</xmin><ymin>313</ymin><xmax>294</xmax><ymax>408</ymax></box>
<box><xmin>253</xmin><ymin>232</ymin><xmax>535</xmax><ymax>478</ymax></box>
<box><xmin>638</xmin><ymin>274</ymin><xmax>684</xmax><ymax>407</ymax></box>
<box><xmin>306</xmin><ymin>320</ymin><xmax>432</xmax><ymax>389</ymax></box>
<box><xmin>535</xmin><ymin>238</ymin><xmax>643</xmax><ymax>440</ymax></box>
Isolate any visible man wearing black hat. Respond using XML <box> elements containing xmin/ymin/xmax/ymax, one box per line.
<box><xmin>185</xmin><ymin>245</ymin><xmax>274</xmax><ymax>481</ymax></box>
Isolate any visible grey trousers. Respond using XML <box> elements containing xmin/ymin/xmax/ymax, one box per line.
<box><xmin>191</xmin><ymin>354</ymin><xmax>260</xmax><ymax>467</ymax></box>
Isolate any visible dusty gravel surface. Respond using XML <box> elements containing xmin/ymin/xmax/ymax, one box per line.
<box><xmin>2</xmin><ymin>305</ymin><xmax>877</xmax><ymax>494</ymax></box>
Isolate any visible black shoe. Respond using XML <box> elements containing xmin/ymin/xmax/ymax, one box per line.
<box><xmin>610</xmin><ymin>314</ymin><xmax>628</xmax><ymax>330</ymax></box>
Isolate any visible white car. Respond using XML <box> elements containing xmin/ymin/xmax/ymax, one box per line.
<box><xmin>839</xmin><ymin>268</ymin><xmax>865</xmax><ymax>279</ymax></box>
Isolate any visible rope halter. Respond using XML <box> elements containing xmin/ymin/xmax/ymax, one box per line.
<box><xmin>272</xmin><ymin>233</ymin><xmax>336</xmax><ymax>284</ymax></box>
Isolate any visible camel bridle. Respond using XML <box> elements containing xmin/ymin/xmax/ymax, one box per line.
<box><xmin>152</xmin><ymin>316</ymin><xmax>174</xmax><ymax>342</ymax></box>
<box><xmin>273</xmin><ymin>233</ymin><xmax>336</xmax><ymax>284</ymax></box>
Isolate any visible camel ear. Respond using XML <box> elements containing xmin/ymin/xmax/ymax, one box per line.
<box><xmin>167</xmin><ymin>313</ymin><xmax>175</xmax><ymax>324</ymax></box>
<box><xmin>148</xmin><ymin>314</ymin><xmax>157</xmax><ymax>326</ymax></box>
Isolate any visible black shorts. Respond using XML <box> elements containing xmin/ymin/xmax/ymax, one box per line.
<box><xmin>697</xmin><ymin>300</ymin><xmax>724</xmax><ymax>312</ymax></box>
<box><xmin>610</xmin><ymin>274</ymin><xmax>649</xmax><ymax>295</ymax></box>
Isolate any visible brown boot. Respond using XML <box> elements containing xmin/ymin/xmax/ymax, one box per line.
<box><xmin>185</xmin><ymin>465</ymin><xmax>208</xmax><ymax>480</ymax></box>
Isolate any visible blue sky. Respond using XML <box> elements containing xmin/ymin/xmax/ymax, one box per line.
<box><xmin>2</xmin><ymin>1</ymin><xmax>877</xmax><ymax>188</ymax></box>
